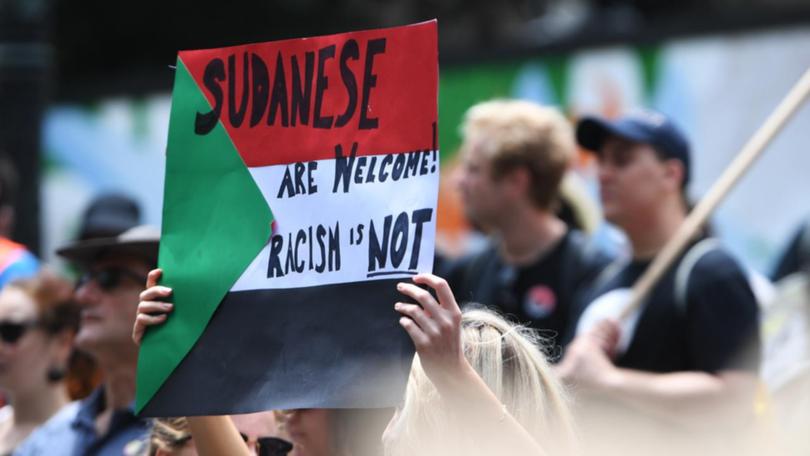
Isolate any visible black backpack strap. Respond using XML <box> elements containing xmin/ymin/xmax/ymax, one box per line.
<box><xmin>674</xmin><ymin>238</ymin><xmax>722</xmax><ymax>315</ymax></box>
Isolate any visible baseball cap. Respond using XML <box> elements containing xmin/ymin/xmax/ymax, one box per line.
<box><xmin>57</xmin><ymin>225</ymin><xmax>159</xmax><ymax>267</ymax></box>
<box><xmin>576</xmin><ymin>110</ymin><xmax>691</xmax><ymax>184</ymax></box>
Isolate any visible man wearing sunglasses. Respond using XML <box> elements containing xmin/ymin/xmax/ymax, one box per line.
<box><xmin>16</xmin><ymin>225</ymin><xmax>159</xmax><ymax>456</ymax></box>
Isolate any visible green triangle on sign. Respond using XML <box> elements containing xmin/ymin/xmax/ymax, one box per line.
<box><xmin>135</xmin><ymin>57</ymin><xmax>274</xmax><ymax>413</ymax></box>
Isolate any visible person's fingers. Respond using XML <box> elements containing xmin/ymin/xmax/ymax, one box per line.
<box><xmin>136</xmin><ymin>312</ymin><xmax>169</xmax><ymax>327</ymax></box>
<box><xmin>399</xmin><ymin>316</ymin><xmax>429</xmax><ymax>350</ymax></box>
<box><xmin>604</xmin><ymin>318</ymin><xmax>621</xmax><ymax>334</ymax></box>
<box><xmin>132</xmin><ymin>326</ymin><xmax>143</xmax><ymax>346</ymax></box>
<box><xmin>590</xmin><ymin>318</ymin><xmax>621</xmax><ymax>355</ymax></box>
<box><xmin>137</xmin><ymin>300</ymin><xmax>174</xmax><ymax>316</ymax></box>
<box><xmin>396</xmin><ymin>282</ymin><xmax>441</xmax><ymax>317</ymax></box>
<box><xmin>132</xmin><ymin>313</ymin><xmax>168</xmax><ymax>345</ymax></box>
<box><xmin>412</xmin><ymin>274</ymin><xmax>458</xmax><ymax>312</ymax></box>
<box><xmin>593</xmin><ymin>318</ymin><xmax>620</xmax><ymax>335</ymax></box>
<box><xmin>146</xmin><ymin>268</ymin><xmax>163</xmax><ymax>289</ymax></box>
<box><xmin>602</xmin><ymin>319</ymin><xmax>620</xmax><ymax>344</ymax></box>
<box><xmin>395</xmin><ymin>302</ymin><xmax>439</xmax><ymax>337</ymax></box>
<box><xmin>139</xmin><ymin>286</ymin><xmax>172</xmax><ymax>302</ymax></box>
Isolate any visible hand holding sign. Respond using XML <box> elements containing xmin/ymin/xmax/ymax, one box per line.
<box><xmin>395</xmin><ymin>274</ymin><xmax>466</xmax><ymax>391</ymax></box>
<box><xmin>133</xmin><ymin>269</ymin><xmax>173</xmax><ymax>346</ymax></box>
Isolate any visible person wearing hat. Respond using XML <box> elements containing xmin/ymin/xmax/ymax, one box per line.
<box><xmin>77</xmin><ymin>193</ymin><xmax>142</xmax><ymax>241</ymax></box>
<box><xmin>15</xmin><ymin>225</ymin><xmax>158</xmax><ymax>456</ymax></box>
<box><xmin>442</xmin><ymin>99</ymin><xmax>613</xmax><ymax>353</ymax></box>
<box><xmin>556</xmin><ymin>110</ymin><xmax>762</xmax><ymax>455</ymax></box>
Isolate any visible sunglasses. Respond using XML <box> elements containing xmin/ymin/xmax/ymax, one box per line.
<box><xmin>76</xmin><ymin>267</ymin><xmax>148</xmax><ymax>292</ymax></box>
<box><xmin>239</xmin><ymin>433</ymin><xmax>293</xmax><ymax>456</ymax></box>
<box><xmin>0</xmin><ymin>321</ymin><xmax>38</xmax><ymax>344</ymax></box>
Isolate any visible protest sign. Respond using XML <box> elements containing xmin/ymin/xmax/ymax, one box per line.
<box><xmin>136</xmin><ymin>20</ymin><xmax>438</xmax><ymax>416</ymax></box>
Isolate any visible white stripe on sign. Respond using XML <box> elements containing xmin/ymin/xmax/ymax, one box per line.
<box><xmin>231</xmin><ymin>150</ymin><xmax>440</xmax><ymax>291</ymax></box>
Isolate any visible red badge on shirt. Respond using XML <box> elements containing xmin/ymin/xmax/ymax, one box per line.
<box><xmin>523</xmin><ymin>285</ymin><xmax>557</xmax><ymax>319</ymax></box>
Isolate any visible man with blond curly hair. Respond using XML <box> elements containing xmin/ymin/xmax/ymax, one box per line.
<box><xmin>444</xmin><ymin>99</ymin><xmax>611</xmax><ymax>353</ymax></box>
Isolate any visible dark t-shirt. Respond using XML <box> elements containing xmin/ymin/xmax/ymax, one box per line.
<box><xmin>440</xmin><ymin>230</ymin><xmax>612</xmax><ymax>352</ymax></box>
<box><xmin>580</xmin><ymin>242</ymin><xmax>761</xmax><ymax>373</ymax></box>
<box><xmin>771</xmin><ymin>219</ymin><xmax>810</xmax><ymax>282</ymax></box>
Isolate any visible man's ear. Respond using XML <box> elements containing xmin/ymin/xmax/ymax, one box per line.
<box><xmin>662</xmin><ymin>159</ymin><xmax>686</xmax><ymax>192</ymax></box>
<box><xmin>503</xmin><ymin>167</ymin><xmax>531</xmax><ymax>199</ymax></box>
<box><xmin>50</xmin><ymin>330</ymin><xmax>75</xmax><ymax>367</ymax></box>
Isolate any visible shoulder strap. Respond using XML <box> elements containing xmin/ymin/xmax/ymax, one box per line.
<box><xmin>674</xmin><ymin>238</ymin><xmax>722</xmax><ymax>313</ymax></box>
<box><xmin>800</xmin><ymin>220</ymin><xmax>810</xmax><ymax>269</ymax></box>
<box><xmin>589</xmin><ymin>256</ymin><xmax>628</xmax><ymax>296</ymax></box>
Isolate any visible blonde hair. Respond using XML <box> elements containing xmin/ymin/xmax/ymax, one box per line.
<box><xmin>461</xmin><ymin>99</ymin><xmax>575</xmax><ymax>209</ymax></box>
<box><xmin>146</xmin><ymin>417</ymin><xmax>192</xmax><ymax>455</ymax></box>
<box><xmin>385</xmin><ymin>306</ymin><xmax>577</xmax><ymax>455</ymax></box>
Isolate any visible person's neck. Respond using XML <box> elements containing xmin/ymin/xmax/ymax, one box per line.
<box><xmin>95</xmin><ymin>350</ymin><xmax>137</xmax><ymax>411</ymax></box>
<box><xmin>495</xmin><ymin>208</ymin><xmax>566</xmax><ymax>266</ymax></box>
<box><xmin>624</xmin><ymin>200</ymin><xmax>687</xmax><ymax>260</ymax></box>
<box><xmin>9</xmin><ymin>382</ymin><xmax>69</xmax><ymax>426</ymax></box>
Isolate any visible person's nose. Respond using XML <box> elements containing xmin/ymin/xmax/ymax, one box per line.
<box><xmin>597</xmin><ymin>162</ymin><xmax>613</xmax><ymax>186</ymax></box>
<box><xmin>74</xmin><ymin>280</ymin><xmax>101</xmax><ymax>308</ymax></box>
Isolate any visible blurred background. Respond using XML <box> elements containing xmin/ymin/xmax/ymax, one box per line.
<box><xmin>2</xmin><ymin>0</ymin><xmax>810</xmax><ymax>272</ymax></box>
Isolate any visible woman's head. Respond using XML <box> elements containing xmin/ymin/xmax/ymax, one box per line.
<box><xmin>383</xmin><ymin>306</ymin><xmax>576</xmax><ymax>455</ymax></box>
<box><xmin>0</xmin><ymin>271</ymin><xmax>79</xmax><ymax>394</ymax></box>
<box><xmin>147</xmin><ymin>417</ymin><xmax>194</xmax><ymax>456</ymax></box>
<box><xmin>147</xmin><ymin>413</ymin><xmax>290</xmax><ymax>456</ymax></box>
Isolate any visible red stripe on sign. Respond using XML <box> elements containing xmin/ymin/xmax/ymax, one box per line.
<box><xmin>180</xmin><ymin>21</ymin><xmax>437</xmax><ymax>167</ymax></box>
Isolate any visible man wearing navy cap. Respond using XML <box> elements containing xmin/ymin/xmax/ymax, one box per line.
<box><xmin>558</xmin><ymin>110</ymin><xmax>762</xmax><ymax>455</ymax></box>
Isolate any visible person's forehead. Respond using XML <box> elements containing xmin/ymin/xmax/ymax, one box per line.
<box><xmin>602</xmin><ymin>135</ymin><xmax>641</xmax><ymax>150</ymax></box>
<box><xmin>461</xmin><ymin>139</ymin><xmax>495</xmax><ymax>169</ymax></box>
<box><xmin>600</xmin><ymin>136</ymin><xmax>657</xmax><ymax>157</ymax></box>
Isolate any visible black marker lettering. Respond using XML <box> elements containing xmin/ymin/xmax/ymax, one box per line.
<box><xmin>409</xmin><ymin>208</ymin><xmax>433</xmax><ymax>269</ymax></box>
<box><xmin>268</xmin><ymin>53</ymin><xmax>290</xmax><ymax>127</ymax></box>
<box><xmin>359</xmin><ymin>38</ymin><xmax>386</xmax><ymax>129</ymax></box>
<box><xmin>335</xmin><ymin>39</ymin><xmax>359</xmax><ymax>128</ymax></box>
<box><xmin>250</xmin><ymin>53</ymin><xmax>270</xmax><ymax>127</ymax></box>
<box><xmin>313</xmin><ymin>45</ymin><xmax>336</xmax><ymax>129</ymax></box>
<box><xmin>195</xmin><ymin>58</ymin><xmax>225</xmax><ymax>135</ymax></box>
<box><xmin>228</xmin><ymin>54</ymin><xmax>249</xmax><ymax>128</ymax></box>
<box><xmin>290</xmin><ymin>52</ymin><xmax>314</xmax><ymax>126</ymax></box>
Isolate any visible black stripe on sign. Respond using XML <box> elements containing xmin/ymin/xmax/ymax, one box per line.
<box><xmin>140</xmin><ymin>279</ymin><xmax>415</xmax><ymax>417</ymax></box>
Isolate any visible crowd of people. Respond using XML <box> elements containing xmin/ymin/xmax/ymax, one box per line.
<box><xmin>0</xmin><ymin>98</ymin><xmax>807</xmax><ymax>456</ymax></box>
